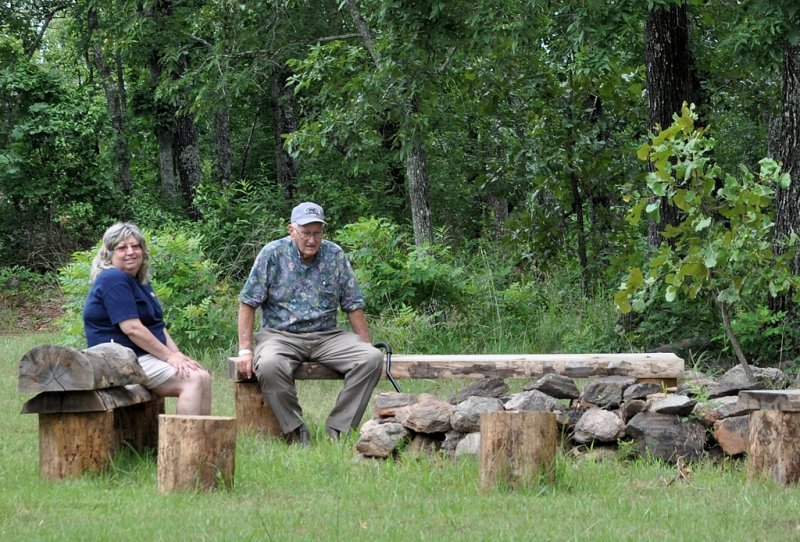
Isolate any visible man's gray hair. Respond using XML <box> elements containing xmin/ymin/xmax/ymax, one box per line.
<box><xmin>90</xmin><ymin>222</ymin><xmax>151</xmax><ymax>284</ymax></box>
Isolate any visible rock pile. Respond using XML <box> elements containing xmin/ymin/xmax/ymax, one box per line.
<box><xmin>355</xmin><ymin>365</ymin><xmax>792</xmax><ymax>464</ymax></box>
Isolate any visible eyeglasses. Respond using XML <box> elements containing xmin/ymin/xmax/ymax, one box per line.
<box><xmin>114</xmin><ymin>243</ymin><xmax>142</xmax><ymax>253</ymax></box>
<box><xmin>295</xmin><ymin>230</ymin><xmax>323</xmax><ymax>241</ymax></box>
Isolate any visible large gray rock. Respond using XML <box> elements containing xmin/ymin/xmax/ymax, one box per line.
<box><xmin>395</xmin><ymin>397</ymin><xmax>454</xmax><ymax>433</ymax></box>
<box><xmin>573</xmin><ymin>408</ymin><xmax>625</xmax><ymax>444</ymax></box>
<box><xmin>693</xmin><ymin>396</ymin><xmax>750</xmax><ymax>428</ymax></box>
<box><xmin>625</xmin><ymin>412</ymin><xmax>707</xmax><ymax>464</ymax></box>
<box><xmin>581</xmin><ymin>376</ymin><xmax>637</xmax><ymax>408</ymax></box>
<box><xmin>649</xmin><ymin>395</ymin><xmax>697</xmax><ymax>416</ymax></box>
<box><xmin>454</xmin><ymin>432</ymin><xmax>481</xmax><ymax>457</ymax></box>
<box><xmin>623</xmin><ymin>382</ymin><xmax>663</xmax><ymax>401</ymax></box>
<box><xmin>356</xmin><ymin>420</ymin><xmax>410</xmax><ymax>458</ymax></box>
<box><xmin>620</xmin><ymin>399</ymin><xmax>647</xmax><ymax>422</ymax></box>
<box><xmin>448</xmin><ymin>377</ymin><xmax>509</xmax><ymax>404</ymax></box>
<box><xmin>504</xmin><ymin>389</ymin><xmax>561</xmax><ymax>412</ymax></box>
<box><xmin>523</xmin><ymin>373</ymin><xmax>580</xmax><ymax>400</ymax></box>
<box><xmin>373</xmin><ymin>392</ymin><xmax>417</xmax><ymax>418</ymax></box>
<box><xmin>720</xmin><ymin>365</ymin><xmax>789</xmax><ymax>389</ymax></box>
<box><xmin>450</xmin><ymin>396</ymin><xmax>504</xmax><ymax>433</ymax></box>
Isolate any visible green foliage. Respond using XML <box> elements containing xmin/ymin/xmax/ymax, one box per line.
<box><xmin>616</xmin><ymin>103</ymin><xmax>800</xmax><ymax>363</ymax></box>
<box><xmin>722</xmin><ymin>305</ymin><xmax>800</xmax><ymax>368</ymax></box>
<box><xmin>617</xmin><ymin>104</ymin><xmax>798</xmax><ymax>311</ymax></box>
<box><xmin>58</xmin><ymin>227</ymin><xmax>236</xmax><ymax>351</ymax></box>
<box><xmin>0</xmin><ymin>266</ymin><xmax>56</xmax><ymax>302</ymax></box>
<box><xmin>193</xmin><ymin>180</ymin><xmax>289</xmax><ymax>282</ymax></box>
<box><xmin>335</xmin><ymin>217</ymin><xmax>465</xmax><ymax>315</ymax></box>
<box><xmin>0</xmin><ymin>43</ymin><xmax>120</xmax><ymax>270</ymax></box>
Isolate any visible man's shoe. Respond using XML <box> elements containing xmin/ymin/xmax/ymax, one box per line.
<box><xmin>325</xmin><ymin>426</ymin><xmax>341</xmax><ymax>442</ymax></box>
<box><xmin>286</xmin><ymin>424</ymin><xmax>310</xmax><ymax>446</ymax></box>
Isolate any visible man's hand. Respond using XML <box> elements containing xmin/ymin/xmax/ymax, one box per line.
<box><xmin>235</xmin><ymin>352</ymin><xmax>254</xmax><ymax>379</ymax></box>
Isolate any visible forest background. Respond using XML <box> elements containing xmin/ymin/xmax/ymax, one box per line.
<box><xmin>2</xmin><ymin>0</ymin><xmax>800</xmax><ymax>376</ymax></box>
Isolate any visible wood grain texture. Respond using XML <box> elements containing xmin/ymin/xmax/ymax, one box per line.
<box><xmin>227</xmin><ymin>353</ymin><xmax>684</xmax><ymax>382</ymax></box>
<box><xmin>18</xmin><ymin>343</ymin><xmax>147</xmax><ymax>393</ymax></box>
<box><xmin>479</xmin><ymin>411</ymin><xmax>558</xmax><ymax>492</ymax></box>
<box><xmin>747</xmin><ymin>409</ymin><xmax>800</xmax><ymax>485</ymax></box>
<box><xmin>21</xmin><ymin>384</ymin><xmax>155</xmax><ymax>414</ymax></box>
<box><xmin>234</xmin><ymin>381</ymin><xmax>281</xmax><ymax>437</ymax></box>
<box><xmin>157</xmin><ymin>415</ymin><xmax>237</xmax><ymax>492</ymax></box>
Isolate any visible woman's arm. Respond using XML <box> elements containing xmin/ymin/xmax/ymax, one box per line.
<box><xmin>118</xmin><ymin>318</ymin><xmax>202</xmax><ymax>376</ymax></box>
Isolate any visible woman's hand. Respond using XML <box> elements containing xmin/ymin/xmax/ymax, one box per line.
<box><xmin>166</xmin><ymin>351</ymin><xmax>203</xmax><ymax>378</ymax></box>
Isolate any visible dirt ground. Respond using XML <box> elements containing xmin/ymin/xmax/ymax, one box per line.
<box><xmin>0</xmin><ymin>294</ymin><xmax>64</xmax><ymax>334</ymax></box>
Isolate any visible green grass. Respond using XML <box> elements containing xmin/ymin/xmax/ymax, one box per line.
<box><xmin>2</xmin><ymin>333</ymin><xmax>800</xmax><ymax>541</ymax></box>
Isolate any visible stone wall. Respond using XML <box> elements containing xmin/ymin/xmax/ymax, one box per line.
<box><xmin>355</xmin><ymin>365</ymin><xmax>790</xmax><ymax>464</ymax></box>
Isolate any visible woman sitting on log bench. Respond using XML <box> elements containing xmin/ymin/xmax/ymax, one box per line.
<box><xmin>83</xmin><ymin>222</ymin><xmax>212</xmax><ymax>415</ymax></box>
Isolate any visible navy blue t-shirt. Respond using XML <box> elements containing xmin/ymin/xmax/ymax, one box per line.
<box><xmin>83</xmin><ymin>268</ymin><xmax>168</xmax><ymax>356</ymax></box>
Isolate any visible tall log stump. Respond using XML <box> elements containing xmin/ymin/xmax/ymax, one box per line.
<box><xmin>28</xmin><ymin>387</ymin><xmax>163</xmax><ymax>480</ymax></box>
<box><xmin>234</xmin><ymin>381</ymin><xmax>281</xmax><ymax>437</ymax></box>
<box><xmin>479</xmin><ymin>411</ymin><xmax>558</xmax><ymax>492</ymax></box>
<box><xmin>739</xmin><ymin>390</ymin><xmax>800</xmax><ymax>485</ymax></box>
<box><xmin>39</xmin><ymin>411</ymin><xmax>115</xmax><ymax>479</ymax></box>
<box><xmin>157</xmin><ymin>415</ymin><xmax>236</xmax><ymax>493</ymax></box>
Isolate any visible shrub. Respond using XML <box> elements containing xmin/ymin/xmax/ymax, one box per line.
<box><xmin>335</xmin><ymin>217</ymin><xmax>465</xmax><ymax>315</ymax></box>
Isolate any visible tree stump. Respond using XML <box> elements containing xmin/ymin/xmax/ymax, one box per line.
<box><xmin>157</xmin><ymin>415</ymin><xmax>236</xmax><ymax>493</ymax></box>
<box><xmin>740</xmin><ymin>390</ymin><xmax>800</xmax><ymax>485</ymax></box>
<box><xmin>39</xmin><ymin>411</ymin><xmax>115</xmax><ymax>480</ymax></box>
<box><xmin>479</xmin><ymin>411</ymin><xmax>558</xmax><ymax>492</ymax></box>
<box><xmin>233</xmin><ymin>381</ymin><xmax>281</xmax><ymax>437</ymax></box>
<box><xmin>32</xmin><ymin>390</ymin><xmax>163</xmax><ymax>480</ymax></box>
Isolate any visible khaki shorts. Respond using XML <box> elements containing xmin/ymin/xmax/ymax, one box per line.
<box><xmin>137</xmin><ymin>354</ymin><xmax>177</xmax><ymax>389</ymax></box>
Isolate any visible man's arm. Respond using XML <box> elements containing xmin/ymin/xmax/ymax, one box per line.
<box><xmin>346</xmin><ymin>308</ymin><xmax>372</xmax><ymax>344</ymax></box>
<box><xmin>236</xmin><ymin>302</ymin><xmax>257</xmax><ymax>379</ymax></box>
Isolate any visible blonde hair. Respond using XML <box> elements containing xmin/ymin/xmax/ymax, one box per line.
<box><xmin>90</xmin><ymin>222</ymin><xmax>151</xmax><ymax>284</ymax></box>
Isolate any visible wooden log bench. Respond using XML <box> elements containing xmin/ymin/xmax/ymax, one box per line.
<box><xmin>739</xmin><ymin>389</ymin><xmax>800</xmax><ymax>485</ymax></box>
<box><xmin>18</xmin><ymin>343</ymin><xmax>163</xmax><ymax>480</ymax></box>
<box><xmin>227</xmin><ymin>350</ymin><xmax>684</xmax><ymax>437</ymax></box>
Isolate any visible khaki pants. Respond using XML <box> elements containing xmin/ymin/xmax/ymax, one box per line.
<box><xmin>253</xmin><ymin>328</ymin><xmax>384</xmax><ymax>434</ymax></box>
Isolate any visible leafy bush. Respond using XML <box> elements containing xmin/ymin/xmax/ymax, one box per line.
<box><xmin>58</xmin><ymin>228</ymin><xmax>236</xmax><ymax>352</ymax></box>
<box><xmin>193</xmin><ymin>180</ymin><xmax>288</xmax><ymax>282</ymax></box>
<box><xmin>616</xmin><ymin>103</ymin><xmax>800</xmax><ymax>367</ymax></box>
<box><xmin>335</xmin><ymin>217</ymin><xmax>466</xmax><ymax>315</ymax></box>
<box><xmin>0</xmin><ymin>266</ymin><xmax>57</xmax><ymax>302</ymax></box>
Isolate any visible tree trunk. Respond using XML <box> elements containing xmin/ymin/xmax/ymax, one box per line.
<box><xmin>771</xmin><ymin>40</ymin><xmax>800</xmax><ymax>316</ymax></box>
<box><xmin>645</xmin><ymin>2</ymin><xmax>692</xmax><ymax>247</ymax></box>
<box><xmin>345</xmin><ymin>0</ymin><xmax>433</xmax><ymax>246</ymax></box>
<box><xmin>157</xmin><ymin>125</ymin><xmax>178</xmax><ymax>203</ymax></box>
<box><xmin>148</xmin><ymin>47</ymin><xmax>179</xmax><ymax>205</ymax></box>
<box><xmin>479</xmin><ymin>411</ymin><xmax>557</xmax><ymax>491</ymax></box>
<box><xmin>212</xmin><ymin>105</ymin><xmax>232</xmax><ymax>187</ymax></box>
<box><xmin>87</xmin><ymin>8</ymin><xmax>132</xmax><ymax>195</ymax></box>
<box><xmin>718</xmin><ymin>300</ymin><xmax>755</xmax><ymax>382</ymax></box>
<box><xmin>174</xmin><ymin>112</ymin><xmax>202</xmax><ymax>219</ymax></box>
<box><xmin>273</xmin><ymin>69</ymin><xmax>300</xmax><ymax>199</ymax></box>
<box><xmin>406</xmin><ymin>130</ymin><xmax>434</xmax><ymax>246</ymax></box>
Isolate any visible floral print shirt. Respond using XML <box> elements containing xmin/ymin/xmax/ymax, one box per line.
<box><xmin>239</xmin><ymin>237</ymin><xmax>365</xmax><ymax>333</ymax></box>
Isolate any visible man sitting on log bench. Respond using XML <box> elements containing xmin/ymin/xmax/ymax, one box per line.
<box><xmin>233</xmin><ymin>202</ymin><xmax>383</xmax><ymax>445</ymax></box>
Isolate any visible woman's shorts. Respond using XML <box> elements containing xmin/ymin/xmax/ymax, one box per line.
<box><xmin>137</xmin><ymin>354</ymin><xmax>177</xmax><ymax>389</ymax></box>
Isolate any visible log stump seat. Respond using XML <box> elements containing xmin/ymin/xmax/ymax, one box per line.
<box><xmin>18</xmin><ymin>343</ymin><xmax>163</xmax><ymax>480</ymax></box>
<box><xmin>739</xmin><ymin>389</ymin><xmax>800</xmax><ymax>486</ymax></box>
